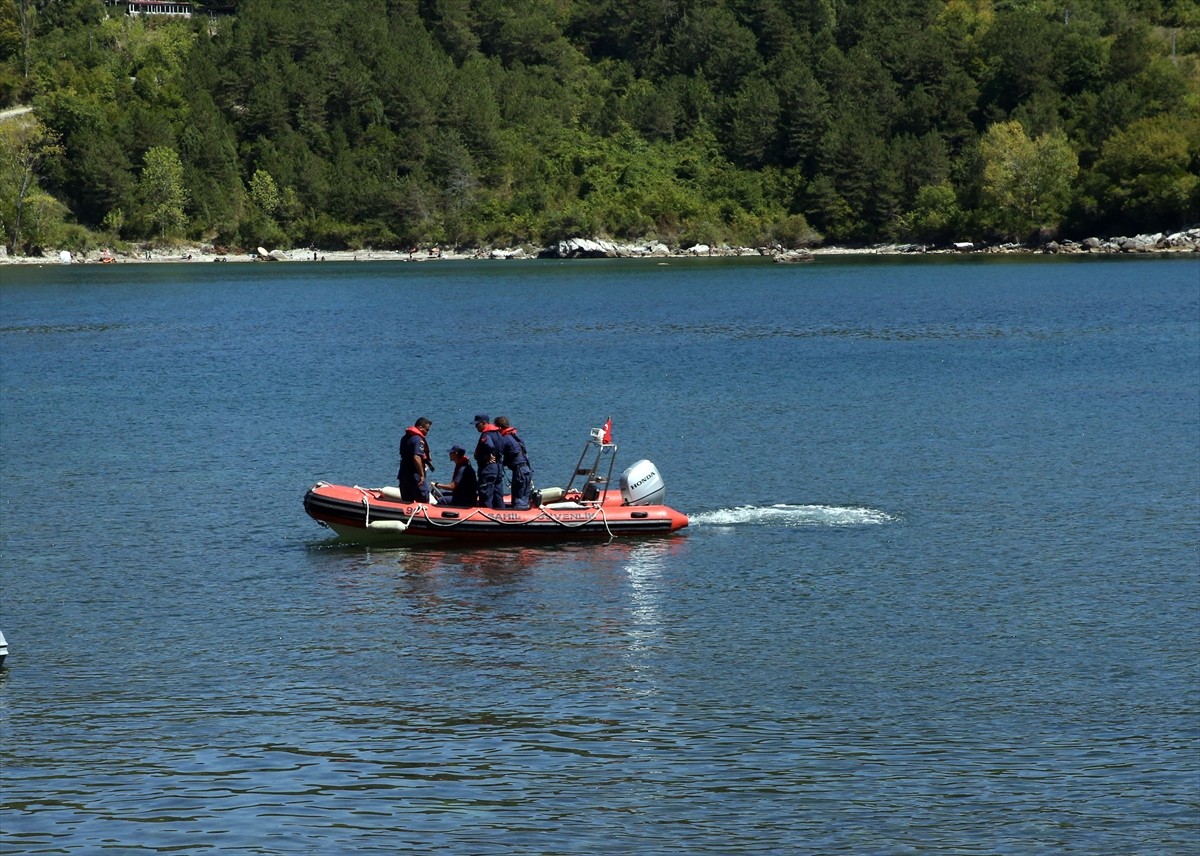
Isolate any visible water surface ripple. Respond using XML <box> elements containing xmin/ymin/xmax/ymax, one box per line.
<box><xmin>1</xmin><ymin>255</ymin><xmax>1197</xmax><ymax>853</ymax></box>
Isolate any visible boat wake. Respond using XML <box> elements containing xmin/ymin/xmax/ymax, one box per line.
<box><xmin>690</xmin><ymin>504</ymin><xmax>896</xmax><ymax>528</ymax></box>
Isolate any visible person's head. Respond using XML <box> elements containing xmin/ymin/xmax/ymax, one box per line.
<box><xmin>448</xmin><ymin>445</ymin><xmax>466</xmax><ymax>459</ymax></box>
<box><xmin>494</xmin><ymin>416</ymin><xmax>510</xmax><ymax>429</ymax></box>
<box><xmin>415</xmin><ymin>417</ymin><xmax>431</xmax><ymax>432</ymax></box>
<box><xmin>472</xmin><ymin>414</ymin><xmax>489</xmax><ymax>431</ymax></box>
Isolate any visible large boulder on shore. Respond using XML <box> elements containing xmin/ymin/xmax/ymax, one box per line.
<box><xmin>1076</xmin><ymin>230</ymin><xmax>1198</xmax><ymax>253</ymax></box>
<box><xmin>1166</xmin><ymin>229</ymin><xmax>1200</xmax><ymax>249</ymax></box>
<box><xmin>617</xmin><ymin>241</ymin><xmax>671</xmax><ymax>257</ymax></box>
<box><xmin>490</xmin><ymin>247</ymin><xmax>528</xmax><ymax>259</ymax></box>
<box><xmin>539</xmin><ymin>237</ymin><xmax>677</xmax><ymax>258</ymax></box>
<box><xmin>541</xmin><ymin>238</ymin><xmax>619</xmax><ymax>258</ymax></box>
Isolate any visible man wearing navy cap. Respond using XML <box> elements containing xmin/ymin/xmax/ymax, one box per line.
<box><xmin>472</xmin><ymin>414</ymin><xmax>505</xmax><ymax>509</ymax></box>
<box><xmin>434</xmin><ymin>445</ymin><xmax>477</xmax><ymax>507</ymax></box>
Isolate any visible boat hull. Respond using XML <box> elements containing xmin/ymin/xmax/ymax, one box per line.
<box><xmin>304</xmin><ymin>482</ymin><xmax>689</xmax><ymax>545</ymax></box>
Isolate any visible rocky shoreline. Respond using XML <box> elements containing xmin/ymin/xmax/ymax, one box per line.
<box><xmin>2</xmin><ymin>229</ymin><xmax>1196</xmax><ymax>266</ymax></box>
<box><xmin>537</xmin><ymin>231</ymin><xmax>1200</xmax><ymax>258</ymax></box>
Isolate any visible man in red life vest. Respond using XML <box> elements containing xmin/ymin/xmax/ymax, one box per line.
<box><xmin>495</xmin><ymin>416</ymin><xmax>533</xmax><ymax>510</ymax></box>
<box><xmin>472</xmin><ymin>414</ymin><xmax>505</xmax><ymax>509</ymax></box>
<box><xmin>433</xmin><ymin>445</ymin><xmax>478</xmax><ymax>507</ymax></box>
<box><xmin>398</xmin><ymin>416</ymin><xmax>433</xmax><ymax>502</ymax></box>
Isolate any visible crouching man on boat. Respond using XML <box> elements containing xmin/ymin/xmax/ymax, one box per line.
<box><xmin>495</xmin><ymin>416</ymin><xmax>533</xmax><ymax>510</ymax></box>
<box><xmin>433</xmin><ymin>445</ymin><xmax>478</xmax><ymax>507</ymax></box>
<box><xmin>398</xmin><ymin>416</ymin><xmax>433</xmax><ymax>502</ymax></box>
<box><xmin>472</xmin><ymin>414</ymin><xmax>506</xmax><ymax>509</ymax></box>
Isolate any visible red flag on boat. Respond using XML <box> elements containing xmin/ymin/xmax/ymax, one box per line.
<box><xmin>602</xmin><ymin>418</ymin><xmax>612</xmax><ymax>444</ymax></box>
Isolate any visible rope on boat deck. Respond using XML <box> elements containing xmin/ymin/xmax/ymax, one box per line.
<box><xmin>354</xmin><ymin>486</ymin><xmax>616</xmax><ymax>535</ymax></box>
<box><xmin>419</xmin><ymin>505</ymin><xmax>612</xmax><ymax>534</ymax></box>
<box><xmin>472</xmin><ymin>504</ymin><xmax>614</xmax><ymax>536</ymax></box>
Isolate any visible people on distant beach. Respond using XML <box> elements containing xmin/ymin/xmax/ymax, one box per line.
<box><xmin>397</xmin><ymin>417</ymin><xmax>433</xmax><ymax>502</ymax></box>
<box><xmin>472</xmin><ymin>414</ymin><xmax>505</xmax><ymax>509</ymax></box>
<box><xmin>433</xmin><ymin>445</ymin><xmax>478</xmax><ymax>507</ymax></box>
<box><xmin>494</xmin><ymin>416</ymin><xmax>533</xmax><ymax>510</ymax></box>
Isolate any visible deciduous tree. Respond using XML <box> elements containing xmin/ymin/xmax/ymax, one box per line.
<box><xmin>1092</xmin><ymin>114</ymin><xmax>1200</xmax><ymax>231</ymax></box>
<box><xmin>140</xmin><ymin>145</ymin><xmax>189</xmax><ymax>239</ymax></box>
<box><xmin>0</xmin><ymin>114</ymin><xmax>62</xmax><ymax>254</ymax></box>
<box><xmin>980</xmin><ymin>121</ymin><xmax>1078</xmax><ymax>240</ymax></box>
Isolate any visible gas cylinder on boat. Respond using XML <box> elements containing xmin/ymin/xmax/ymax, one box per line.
<box><xmin>532</xmin><ymin>486</ymin><xmax>564</xmax><ymax>506</ymax></box>
<box><xmin>620</xmin><ymin>459</ymin><xmax>666</xmax><ymax>506</ymax></box>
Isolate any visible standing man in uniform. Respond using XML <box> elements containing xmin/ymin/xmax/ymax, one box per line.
<box><xmin>495</xmin><ymin>416</ymin><xmax>533</xmax><ymax>510</ymax></box>
<box><xmin>472</xmin><ymin>414</ymin><xmax>505</xmax><ymax>509</ymax></box>
<box><xmin>398</xmin><ymin>416</ymin><xmax>433</xmax><ymax>502</ymax></box>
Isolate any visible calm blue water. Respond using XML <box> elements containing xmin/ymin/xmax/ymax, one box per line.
<box><xmin>1</xmin><ymin>255</ymin><xmax>1197</xmax><ymax>854</ymax></box>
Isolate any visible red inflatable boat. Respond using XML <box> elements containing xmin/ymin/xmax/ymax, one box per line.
<box><xmin>304</xmin><ymin>425</ymin><xmax>689</xmax><ymax>545</ymax></box>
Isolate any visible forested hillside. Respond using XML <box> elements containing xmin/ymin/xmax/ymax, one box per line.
<box><xmin>1</xmin><ymin>0</ymin><xmax>1197</xmax><ymax>254</ymax></box>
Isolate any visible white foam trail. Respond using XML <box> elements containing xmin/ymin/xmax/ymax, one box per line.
<box><xmin>689</xmin><ymin>504</ymin><xmax>896</xmax><ymax>528</ymax></box>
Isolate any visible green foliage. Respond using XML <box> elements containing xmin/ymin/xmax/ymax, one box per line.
<box><xmin>0</xmin><ymin>114</ymin><xmax>64</xmax><ymax>253</ymax></box>
<box><xmin>896</xmin><ymin>182</ymin><xmax>966</xmax><ymax>243</ymax></box>
<box><xmin>12</xmin><ymin>186</ymin><xmax>70</xmax><ymax>250</ymax></box>
<box><xmin>723</xmin><ymin>75</ymin><xmax>780</xmax><ymax>168</ymax></box>
<box><xmin>140</xmin><ymin>145</ymin><xmax>188</xmax><ymax>238</ymax></box>
<box><xmin>249</xmin><ymin>168</ymin><xmax>281</xmax><ymax>214</ymax></box>
<box><xmin>980</xmin><ymin>121</ymin><xmax>1080</xmax><ymax>240</ymax></box>
<box><xmin>3</xmin><ymin>0</ymin><xmax>1197</xmax><ymax>250</ymax></box>
<box><xmin>101</xmin><ymin>206</ymin><xmax>123</xmax><ymax>238</ymax></box>
<box><xmin>1091</xmin><ymin>113</ymin><xmax>1200</xmax><ymax>229</ymax></box>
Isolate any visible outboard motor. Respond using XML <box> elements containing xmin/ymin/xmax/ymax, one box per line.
<box><xmin>620</xmin><ymin>459</ymin><xmax>666</xmax><ymax>506</ymax></box>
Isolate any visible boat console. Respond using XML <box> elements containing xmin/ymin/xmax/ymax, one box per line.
<box><xmin>534</xmin><ymin>426</ymin><xmax>668</xmax><ymax>507</ymax></box>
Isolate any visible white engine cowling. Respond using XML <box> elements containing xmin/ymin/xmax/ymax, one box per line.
<box><xmin>620</xmin><ymin>459</ymin><xmax>666</xmax><ymax>506</ymax></box>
